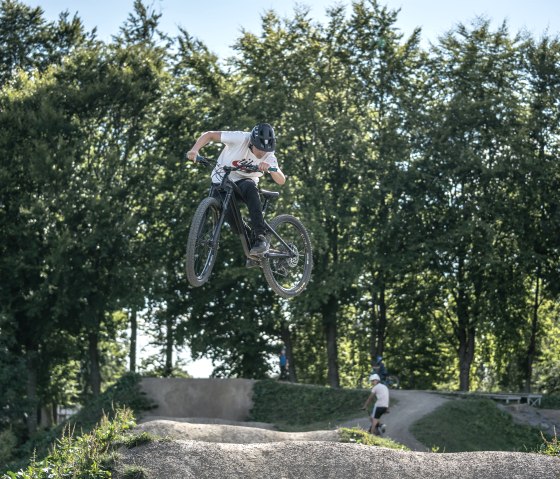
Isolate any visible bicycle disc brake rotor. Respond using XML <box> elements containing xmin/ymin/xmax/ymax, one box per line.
<box><xmin>286</xmin><ymin>243</ymin><xmax>299</xmax><ymax>268</ymax></box>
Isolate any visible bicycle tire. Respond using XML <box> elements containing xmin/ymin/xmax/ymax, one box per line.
<box><xmin>262</xmin><ymin>214</ymin><xmax>313</xmax><ymax>298</ymax></box>
<box><xmin>186</xmin><ymin>197</ymin><xmax>222</xmax><ymax>287</ymax></box>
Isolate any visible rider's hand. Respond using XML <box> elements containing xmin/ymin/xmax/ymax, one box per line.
<box><xmin>186</xmin><ymin>150</ymin><xmax>198</xmax><ymax>162</ymax></box>
<box><xmin>258</xmin><ymin>161</ymin><xmax>270</xmax><ymax>173</ymax></box>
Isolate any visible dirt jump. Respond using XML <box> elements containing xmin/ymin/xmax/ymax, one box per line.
<box><xmin>111</xmin><ymin>378</ymin><xmax>560</xmax><ymax>479</ymax></box>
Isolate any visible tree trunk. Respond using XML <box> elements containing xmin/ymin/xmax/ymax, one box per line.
<box><xmin>164</xmin><ymin>314</ymin><xmax>173</xmax><ymax>377</ymax></box>
<box><xmin>26</xmin><ymin>349</ymin><xmax>38</xmax><ymax>435</ymax></box>
<box><xmin>375</xmin><ymin>281</ymin><xmax>387</xmax><ymax>359</ymax></box>
<box><xmin>323</xmin><ymin>295</ymin><xmax>340</xmax><ymax>388</ymax></box>
<box><xmin>129</xmin><ymin>309</ymin><xmax>137</xmax><ymax>373</ymax></box>
<box><xmin>88</xmin><ymin>330</ymin><xmax>101</xmax><ymax>396</ymax></box>
<box><xmin>457</xmin><ymin>312</ymin><xmax>475</xmax><ymax>391</ymax></box>
<box><xmin>280</xmin><ymin>323</ymin><xmax>297</xmax><ymax>383</ymax></box>
<box><xmin>525</xmin><ymin>274</ymin><xmax>540</xmax><ymax>393</ymax></box>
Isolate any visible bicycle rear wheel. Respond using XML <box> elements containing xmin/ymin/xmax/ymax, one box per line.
<box><xmin>262</xmin><ymin>214</ymin><xmax>313</xmax><ymax>298</ymax></box>
<box><xmin>386</xmin><ymin>375</ymin><xmax>400</xmax><ymax>389</ymax></box>
<box><xmin>186</xmin><ymin>197</ymin><xmax>221</xmax><ymax>287</ymax></box>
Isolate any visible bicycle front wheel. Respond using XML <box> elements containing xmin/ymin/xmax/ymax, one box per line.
<box><xmin>262</xmin><ymin>214</ymin><xmax>313</xmax><ymax>298</ymax></box>
<box><xmin>186</xmin><ymin>197</ymin><xmax>222</xmax><ymax>287</ymax></box>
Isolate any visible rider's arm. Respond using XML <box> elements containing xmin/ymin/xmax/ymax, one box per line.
<box><xmin>186</xmin><ymin>131</ymin><xmax>222</xmax><ymax>161</ymax></box>
<box><xmin>363</xmin><ymin>392</ymin><xmax>376</xmax><ymax>410</ymax></box>
<box><xmin>269</xmin><ymin>168</ymin><xmax>286</xmax><ymax>185</ymax></box>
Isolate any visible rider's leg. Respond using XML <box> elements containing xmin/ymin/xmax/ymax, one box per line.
<box><xmin>211</xmin><ymin>184</ymin><xmax>242</xmax><ymax>234</ymax></box>
<box><xmin>370</xmin><ymin>405</ymin><xmax>379</xmax><ymax>435</ymax></box>
<box><xmin>236</xmin><ymin>179</ymin><xmax>268</xmax><ymax>253</ymax></box>
<box><xmin>235</xmin><ymin>179</ymin><xmax>266</xmax><ymax>235</ymax></box>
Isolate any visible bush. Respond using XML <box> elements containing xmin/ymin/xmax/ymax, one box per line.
<box><xmin>4</xmin><ymin>373</ymin><xmax>155</xmax><ymax>474</ymax></box>
<box><xmin>249</xmin><ymin>380</ymin><xmax>369</xmax><ymax>427</ymax></box>
<box><xmin>0</xmin><ymin>430</ymin><xmax>17</xmax><ymax>466</ymax></box>
<box><xmin>339</xmin><ymin>427</ymin><xmax>408</xmax><ymax>450</ymax></box>
<box><xmin>411</xmin><ymin>399</ymin><xmax>544</xmax><ymax>452</ymax></box>
<box><xmin>2</xmin><ymin>408</ymin><xmax>136</xmax><ymax>479</ymax></box>
<box><xmin>540</xmin><ymin>395</ymin><xmax>560</xmax><ymax>409</ymax></box>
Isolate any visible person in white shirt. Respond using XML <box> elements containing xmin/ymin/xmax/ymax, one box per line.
<box><xmin>186</xmin><ymin>123</ymin><xmax>286</xmax><ymax>255</ymax></box>
<box><xmin>363</xmin><ymin>373</ymin><xmax>390</xmax><ymax>435</ymax></box>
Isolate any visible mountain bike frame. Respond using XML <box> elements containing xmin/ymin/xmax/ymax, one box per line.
<box><xmin>202</xmin><ymin>158</ymin><xmax>298</xmax><ymax>262</ymax></box>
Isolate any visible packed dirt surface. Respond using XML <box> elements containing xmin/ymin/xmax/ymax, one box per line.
<box><xmin>116</xmin><ymin>380</ymin><xmax>560</xmax><ymax>478</ymax></box>
<box><xmin>339</xmin><ymin>389</ymin><xmax>450</xmax><ymax>451</ymax></box>
<box><xmin>499</xmin><ymin>403</ymin><xmax>560</xmax><ymax>434</ymax></box>
<box><xmin>136</xmin><ymin>417</ymin><xmax>339</xmax><ymax>443</ymax></box>
<box><xmin>114</xmin><ymin>440</ymin><xmax>560</xmax><ymax>479</ymax></box>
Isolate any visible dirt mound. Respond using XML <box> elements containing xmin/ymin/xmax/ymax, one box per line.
<box><xmin>499</xmin><ymin>404</ymin><xmax>560</xmax><ymax>433</ymax></box>
<box><xmin>136</xmin><ymin>418</ymin><xmax>339</xmax><ymax>443</ymax></box>
<box><xmin>114</xmin><ymin>438</ymin><xmax>560</xmax><ymax>479</ymax></box>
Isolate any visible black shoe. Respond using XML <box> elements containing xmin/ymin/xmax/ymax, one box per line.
<box><xmin>250</xmin><ymin>234</ymin><xmax>269</xmax><ymax>255</ymax></box>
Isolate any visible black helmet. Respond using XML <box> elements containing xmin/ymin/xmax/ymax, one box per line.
<box><xmin>250</xmin><ymin>123</ymin><xmax>276</xmax><ymax>152</ymax></box>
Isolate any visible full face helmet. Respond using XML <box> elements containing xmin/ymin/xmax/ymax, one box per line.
<box><xmin>250</xmin><ymin>123</ymin><xmax>276</xmax><ymax>152</ymax></box>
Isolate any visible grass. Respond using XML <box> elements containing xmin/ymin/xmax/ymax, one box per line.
<box><xmin>249</xmin><ymin>380</ymin><xmax>371</xmax><ymax>430</ymax></box>
<box><xmin>1</xmin><ymin>408</ymin><xmax>165</xmax><ymax>479</ymax></box>
<box><xmin>411</xmin><ymin>398</ymin><xmax>547</xmax><ymax>453</ymax></box>
<box><xmin>339</xmin><ymin>427</ymin><xmax>409</xmax><ymax>450</ymax></box>
<box><xmin>4</xmin><ymin>373</ymin><xmax>155</xmax><ymax>474</ymax></box>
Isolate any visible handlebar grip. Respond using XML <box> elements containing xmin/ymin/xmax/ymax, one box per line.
<box><xmin>196</xmin><ymin>155</ymin><xmax>210</xmax><ymax>166</ymax></box>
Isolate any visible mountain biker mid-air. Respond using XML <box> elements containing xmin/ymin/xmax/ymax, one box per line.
<box><xmin>186</xmin><ymin>123</ymin><xmax>286</xmax><ymax>256</ymax></box>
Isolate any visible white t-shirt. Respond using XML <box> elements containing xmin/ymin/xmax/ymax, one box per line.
<box><xmin>371</xmin><ymin>383</ymin><xmax>389</xmax><ymax>408</ymax></box>
<box><xmin>211</xmin><ymin>131</ymin><xmax>279</xmax><ymax>184</ymax></box>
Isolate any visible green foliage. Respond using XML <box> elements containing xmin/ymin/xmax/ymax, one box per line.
<box><xmin>411</xmin><ymin>399</ymin><xmax>545</xmax><ymax>452</ymax></box>
<box><xmin>8</xmin><ymin>373</ymin><xmax>154</xmax><ymax>472</ymax></box>
<box><xmin>2</xmin><ymin>0</ymin><xmax>560</xmax><ymax>452</ymax></box>
<box><xmin>249</xmin><ymin>380</ymin><xmax>369</xmax><ymax>428</ymax></box>
<box><xmin>540</xmin><ymin>395</ymin><xmax>560</xmax><ymax>409</ymax></box>
<box><xmin>0</xmin><ymin>429</ymin><xmax>17</xmax><ymax>466</ymax></box>
<box><xmin>114</xmin><ymin>431</ymin><xmax>159</xmax><ymax>450</ymax></box>
<box><xmin>2</xmin><ymin>407</ymin><xmax>135</xmax><ymax>479</ymax></box>
<box><xmin>121</xmin><ymin>466</ymin><xmax>148</xmax><ymax>479</ymax></box>
<box><xmin>338</xmin><ymin>427</ymin><xmax>409</xmax><ymax>451</ymax></box>
<box><xmin>539</xmin><ymin>431</ymin><xmax>560</xmax><ymax>457</ymax></box>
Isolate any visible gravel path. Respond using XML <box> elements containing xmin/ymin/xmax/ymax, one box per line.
<box><xmin>339</xmin><ymin>389</ymin><xmax>450</xmax><ymax>451</ymax></box>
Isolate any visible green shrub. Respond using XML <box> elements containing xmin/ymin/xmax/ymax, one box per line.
<box><xmin>539</xmin><ymin>431</ymin><xmax>559</xmax><ymax>457</ymax></box>
<box><xmin>540</xmin><ymin>394</ymin><xmax>560</xmax><ymax>409</ymax></box>
<box><xmin>7</xmin><ymin>373</ymin><xmax>155</xmax><ymax>472</ymax></box>
<box><xmin>411</xmin><ymin>399</ymin><xmax>545</xmax><ymax>452</ymax></box>
<box><xmin>249</xmin><ymin>380</ymin><xmax>369</xmax><ymax>428</ymax></box>
<box><xmin>339</xmin><ymin>427</ymin><xmax>409</xmax><ymax>450</ymax></box>
<box><xmin>0</xmin><ymin>430</ymin><xmax>17</xmax><ymax>466</ymax></box>
<box><xmin>2</xmin><ymin>407</ymin><xmax>136</xmax><ymax>479</ymax></box>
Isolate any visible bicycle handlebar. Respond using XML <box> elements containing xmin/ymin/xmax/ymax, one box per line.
<box><xmin>194</xmin><ymin>154</ymin><xmax>277</xmax><ymax>173</ymax></box>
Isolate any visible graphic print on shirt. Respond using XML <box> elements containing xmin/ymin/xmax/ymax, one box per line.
<box><xmin>232</xmin><ymin>158</ymin><xmax>255</xmax><ymax>170</ymax></box>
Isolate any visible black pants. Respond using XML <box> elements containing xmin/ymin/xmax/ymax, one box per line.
<box><xmin>212</xmin><ymin>179</ymin><xmax>266</xmax><ymax>238</ymax></box>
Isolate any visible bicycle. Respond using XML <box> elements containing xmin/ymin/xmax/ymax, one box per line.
<box><xmin>372</xmin><ymin>366</ymin><xmax>400</xmax><ymax>389</ymax></box>
<box><xmin>185</xmin><ymin>155</ymin><xmax>313</xmax><ymax>298</ymax></box>
<box><xmin>384</xmin><ymin>375</ymin><xmax>400</xmax><ymax>389</ymax></box>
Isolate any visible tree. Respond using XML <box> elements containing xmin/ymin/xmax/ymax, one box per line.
<box><xmin>411</xmin><ymin>19</ymin><xmax>525</xmax><ymax>390</ymax></box>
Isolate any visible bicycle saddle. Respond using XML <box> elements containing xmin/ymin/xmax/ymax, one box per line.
<box><xmin>260</xmin><ymin>189</ymin><xmax>280</xmax><ymax>199</ymax></box>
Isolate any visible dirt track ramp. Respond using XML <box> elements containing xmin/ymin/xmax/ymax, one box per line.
<box><xmin>114</xmin><ymin>440</ymin><xmax>560</xmax><ymax>479</ymax></box>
